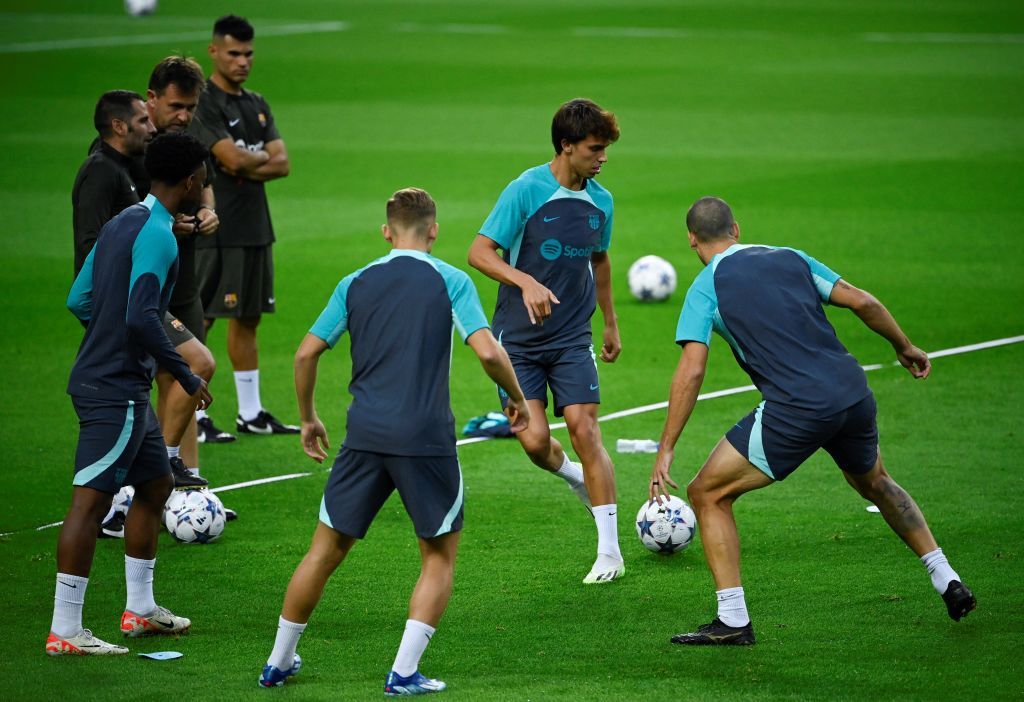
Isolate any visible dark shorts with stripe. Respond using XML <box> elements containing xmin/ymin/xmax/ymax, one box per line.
<box><xmin>71</xmin><ymin>397</ymin><xmax>170</xmax><ymax>494</ymax></box>
<box><xmin>320</xmin><ymin>447</ymin><xmax>464</xmax><ymax>540</ymax></box>
<box><xmin>726</xmin><ymin>393</ymin><xmax>878</xmax><ymax>481</ymax></box>
<box><xmin>499</xmin><ymin>344</ymin><xmax>600</xmax><ymax>418</ymax></box>
<box><xmin>162</xmin><ymin>310</ymin><xmax>196</xmax><ymax>348</ymax></box>
<box><xmin>196</xmin><ymin>244</ymin><xmax>275</xmax><ymax>319</ymax></box>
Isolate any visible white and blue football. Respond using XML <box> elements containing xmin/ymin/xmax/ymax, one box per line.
<box><xmin>636</xmin><ymin>495</ymin><xmax>697</xmax><ymax>554</ymax></box>
<box><xmin>628</xmin><ymin>255</ymin><xmax>677</xmax><ymax>302</ymax></box>
<box><xmin>164</xmin><ymin>489</ymin><xmax>226</xmax><ymax>544</ymax></box>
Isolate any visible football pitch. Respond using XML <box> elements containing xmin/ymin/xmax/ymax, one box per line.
<box><xmin>1</xmin><ymin>0</ymin><xmax>1022</xmax><ymax>699</ymax></box>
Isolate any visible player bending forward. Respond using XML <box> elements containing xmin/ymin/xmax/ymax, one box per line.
<box><xmin>258</xmin><ymin>189</ymin><xmax>528</xmax><ymax>695</ymax></box>
<box><xmin>650</xmin><ymin>196</ymin><xmax>975</xmax><ymax>646</ymax></box>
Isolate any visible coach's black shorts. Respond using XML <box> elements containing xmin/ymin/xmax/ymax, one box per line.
<box><xmin>499</xmin><ymin>344</ymin><xmax>600</xmax><ymax>417</ymax></box>
<box><xmin>162</xmin><ymin>311</ymin><xmax>196</xmax><ymax>348</ymax></box>
<box><xmin>71</xmin><ymin>397</ymin><xmax>170</xmax><ymax>494</ymax></box>
<box><xmin>196</xmin><ymin>245</ymin><xmax>275</xmax><ymax>319</ymax></box>
<box><xmin>168</xmin><ymin>297</ymin><xmax>206</xmax><ymax>343</ymax></box>
<box><xmin>726</xmin><ymin>393</ymin><xmax>878</xmax><ymax>481</ymax></box>
<box><xmin>320</xmin><ymin>447</ymin><xmax>464</xmax><ymax>540</ymax></box>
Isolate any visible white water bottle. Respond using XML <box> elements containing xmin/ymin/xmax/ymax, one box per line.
<box><xmin>616</xmin><ymin>439</ymin><xmax>659</xmax><ymax>453</ymax></box>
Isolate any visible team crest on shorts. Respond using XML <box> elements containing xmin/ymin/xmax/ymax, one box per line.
<box><xmin>170</xmin><ymin>318</ymin><xmax>185</xmax><ymax>332</ymax></box>
<box><xmin>224</xmin><ymin>293</ymin><xmax>238</xmax><ymax>309</ymax></box>
<box><xmin>588</xmin><ymin>214</ymin><xmax>601</xmax><ymax>230</ymax></box>
<box><xmin>258</xmin><ymin>112</ymin><xmax>267</xmax><ymax>126</ymax></box>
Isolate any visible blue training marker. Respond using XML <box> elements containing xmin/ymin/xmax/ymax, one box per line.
<box><xmin>138</xmin><ymin>651</ymin><xmax>183</xmax><ymax>661</ymax></box>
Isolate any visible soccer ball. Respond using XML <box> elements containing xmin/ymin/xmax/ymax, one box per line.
<box><xmin>164</xmin><ymin>489</ymin><xmax>226</xmax><ymax>544</ymax></box>
<box><xmin>628</xmin><ymin>255</ymin><xmax>677</xmax><ymax>302</ymax></box>
<box><xmin>110</xmin><ymin>485</ymin><xmax>135</xmax><ymax>518</ymax></box>
<box><xmin>124</xmin><ymin>0</ymin><xmax>157</xmax><ymax>16</ymax></box>
<box><xmin>635</xmin><ymin>495</ymin><xmax>697</xmax><ymax>554</ymax></box>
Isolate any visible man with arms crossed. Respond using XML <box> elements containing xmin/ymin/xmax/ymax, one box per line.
<box><xmin>49</xmin><ymin>133</ymin><xmax>212</xmax><ymax>656</ymax></box>
<box><xmin>468</xmin><ymin>98</ymin><xmax>623</xmax><ymax>584</ymax></box>
<box><xmin>650</xmin><ymin>196</ymin><xmax>975</xmax><ymax>645</ymax></box>
<box><xmin>258</xmin><ymin>189</ymin><xmax>528</xmax><ymax>695</ymax></box>
<box><xmin>191</xmin><ymin>14</ymin><xmax>297</xmax><ymax>435</ymax></box>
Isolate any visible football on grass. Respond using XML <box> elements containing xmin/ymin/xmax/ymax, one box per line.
<box><xmin>636</xmin><ymin>495</ymin><xmax>697</xmax><ymax>554</ymax></box>
<box><xmin>628</xmin><ymin>255</ymin><xmax>676</xmax><ymax>302</ymax></box>
<box><xmin>164</xmin><ymin>489</ymin><xmax>226</xmax><ymax>543</ymax></box>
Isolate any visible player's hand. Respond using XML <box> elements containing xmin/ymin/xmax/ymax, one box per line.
<box><xmin>191</xmin><ymin>378</ymin><xmax>212</xmax><ymax>411</ymax></box>
<box><xmin>519</xmin><ymin>276</ymin><xmax>560</xmax><ymax>325</ymax></box>
<box><xmin>504</xmin><ymin>397</ymin><xmax>530</xmax><ymax>434</ymax></box>
<box><xmin>649</xmin><ymin>448</ymin><xmax>679</xmax><ymax>505</ymax></box>
<box><xmin>600</xmin><ymin>324</ymin><xmax>621</xmax><ymax>363</ymax></box>
<box><xmin>301</xmin><ymin>418</ymin><xmax>330</xmax><ymax>463</ymax></box>
<box><xmin>172</xmin><ymin>215</ymin><xmax>196</xmax><ymax>237</ymax></box>
<box><xmin>896</xmin><ymin>344</ymin><xmax>931</xmax><ymax>379</ymax></box>
<box><xmin>196</xmin><ymin>207</ymin><xmax>219</xmax><ymax>236</ymax></box>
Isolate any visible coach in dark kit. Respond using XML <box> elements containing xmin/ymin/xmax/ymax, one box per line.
<box><xmin>190</xmin><ymin>14</ymin><xmax>297</xmax><ymax>436</ymax></box>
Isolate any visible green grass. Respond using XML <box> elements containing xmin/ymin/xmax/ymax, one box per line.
<box><xmin>1</xmin><ymin>1</ymin><xmax>1023</xmax><ymax>699</ymax></box>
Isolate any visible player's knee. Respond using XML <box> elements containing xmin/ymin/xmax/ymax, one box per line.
<box><xmin>568</xmin><ymin>420</ymin><xmax>600</xmax><ymax>453</ymax></box>
<box><xmin>192</xmin><ymin>346</ymin><xmax>216</xmax><ymax>380</ymax></box>
<box><xmin>134</xmin><ymin>475</ymin><xmax>174</xmax><ymax>507</ymax></box>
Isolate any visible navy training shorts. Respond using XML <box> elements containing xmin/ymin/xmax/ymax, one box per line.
<box><xmin>726</xmin><ymin>393</ymin><xmax>879</xmax><ymax>481</ymax></box>
<box><xmin>72</xmin><ymin>397</ymin><xmax>170</xmax><ymax>493</ymax></box>
<box><xmin>499</xmin><ymin>344</ymin><xmax>600</xmax><ymax>417</ymax></box>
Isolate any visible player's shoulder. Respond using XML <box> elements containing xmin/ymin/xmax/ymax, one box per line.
<box><xmin>504</xmin><ymin>163</ymin><xmax>556</xmax><ymax>193</ymax></box>
<box><xmin>430</xmin><ymin>255</ymin><xmax>473</xmax><ymax>285</ymax></box>
<box><xmin>241</xmin><ymin>86</ymin><xmax>271</xmax><ymax>108</ymax></box>
<box><xmin>585</xmin><ymin>177</ymin><xmax>614</xmax><ymax>211</ymax></box>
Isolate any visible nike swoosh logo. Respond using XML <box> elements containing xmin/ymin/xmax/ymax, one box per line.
<box><xmin>543</xmin><ymin>216</ymin><xmax>560</xmax><ymax>222</ymax></box>
<box><xmin>229</xmin><ymin>118</ymin><xmax>241</xmax><ymax>127</ymax></box>
<box><xmin>589</xmin><ymin>384</ymin><xmax>599</xmax><ymax>390</ymax></box>
<box><xmin>130</xmin><ymin>185</ymin><xmax>136</xmax><ymax>191</ymax></box>
<box><xmin>58</xmin><ymin>581</ymin><xmax>78</xmax><ymax>589</ymax></box>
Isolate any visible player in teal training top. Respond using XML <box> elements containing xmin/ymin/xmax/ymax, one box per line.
<box><xmin>469</xmin><ymin>98</ymin><xmax>625</xmax><ymax>584</ymax></box>
<box><xmin>258</xmin><ymin>189</ymin><xmax>528</xmax><ymax>695</ymax></box>
<box><xmin>648</xmin><ymin>196</ymin><xmax>975</xmax><ymax>646</ymax></box>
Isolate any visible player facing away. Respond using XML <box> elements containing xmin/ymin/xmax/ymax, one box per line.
<box><xmin>190</xmin><ymin>14</ymin><xmax>297</xmax><ymax>436</ymax></box>
<box><xmin>258</xmin><ymin>189</ymin><xmax>529</xmax><ymax>695</ymax></box>
<box><xmin>649</xmin><ymin>196</ymin><xmax>976</xmax><ymax>646</ymax></box>
<box><xmin>468</xmin><ymin>98</ymin><xmax>624</xmax><ymax>584</ymax></box>
<box><xmin>49</xmin><ymin>133</ymin><xmax>213</xmax><ymax>656</ymax></box>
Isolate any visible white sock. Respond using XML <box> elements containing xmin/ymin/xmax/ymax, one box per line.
<box><xmin>235</xmin><ymin>369</ymin><xmax>262</xmax><ymax>421</ymax></box>
<box><xmin>591</xmin><ymin>504</ymin><xmax>622</xmax><ymax>560</ymax></box>
<box><xmin>717</xmin><ymin>587</ymin><xmax>750</xmax><ymax>627</ymax></box>
<box><xmin>921</xmin><ymin>548</ymin><xmax>959</xmax><ymax>594</ymax></box>
<box><xmin>125</xmin><ymin>556</ymin><xmax>156</xmax><ymax>615</ymax></box>
<box><xmin>267</xmin><ymin>616</ymin><xmax>307</xmax><ymax>671</ymax></box>
<box><xmin>166</xmin><ymin>445</ymin><xmax>180</xmax><ymax>459</ymax></box>
<box><xmin>554</xmin><ymin>453</ymin><xmax>584</xmax><ymax>487</ymax></box>
<box><xmin>51</xmin><ymin>573</ymin><xmax>88</xmax><ymax>638</ymax></box>
<box><xmin>392</xmin><ymin>619</ymin><xmax>436</xmax><ymax>677</ymax></box>
<box><xmin>189</xmin><ymin>467</ymin><xmax>201</xmax><ymax>477</ymax></box>
<box><xmin>196</xmin><ymin>409</ymin><xmax>208</xmax><ymax>420</ymax></box>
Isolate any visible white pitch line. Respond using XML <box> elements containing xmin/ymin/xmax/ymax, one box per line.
<box><xmin>0</xmin><ymin>20</ymin><xmax>349</xmax><ymax>54</ymax></box>
<box><xmin>5</xmin><ymin>333</ymin><xmax>1021</xmax><ymax>537</ymax></box>
<box><xmin>862</xmin><ymin>32</ymin><xmax>1024</xmax><ymax>45</ymax></box>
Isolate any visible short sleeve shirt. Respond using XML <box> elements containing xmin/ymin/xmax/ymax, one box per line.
<box><xmin>71</xmin><ymin>142</ymin><xmax>141</xmax><ymax>275</ymax></box>
<box><xmin>676</xmin><ymin>244</ymin><xmax>869</xmax><ymax>414</ymax></box>
<box><xmin>309</xmin><ymin>250</ymin><xmax>489</xmax><ymax>456</ymax></box>
<box><xmin>189</xmin><ymin>80</ymin><xmax>280</xmax><ymax>248</ymax></box>
<box><xmin>479</xmin><ymin>164</ymin><xmax>613</xmax><ymax>352</ymax></box>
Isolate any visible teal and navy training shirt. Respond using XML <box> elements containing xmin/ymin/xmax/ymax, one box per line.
<box><xmin>676</xmin><ymin>244</ymin><xmax>869</xmax><ymax>414</ymax></box>
<box><xmin>479</xmin><ymin>163</ymin><xmax>613</xmax><ymax>352</ymax></box>
<box><xmin>309</xmin><ymin>249</ymin><xmax>490</xmax><ymax>456</ymax></box>
<box><xmin>67</xmin><ymin>195</ymin><xmax>201</xmax><ymax>402</ymax></box>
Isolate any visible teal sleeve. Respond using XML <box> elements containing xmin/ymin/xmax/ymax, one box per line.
<box><xmin>129</xmin><ymin>221</ymin><xmax>177</xmax><ymax>293</ymax></box>
<box><xmin>789</xmin><ymin>248</ymin><xmax>841</xmax><ymax>302</ymax></box>
<box><xmin>675</xmin><ymin>271</ymin><xmax>717</xmax><ymax>346</ymax></box>
<box><xmin>479</xmin><ymin>180</ymin><xmax>526</xmax><ymax>250</ymax></box>
<box><xmin>598</xmin><ymin>209</ymin><xmax>613</xmax><ymax>252</ymax></box>
<box><xmin>310</xmin><ymin>277</ymin><xmax>352</xmax><ymax>348</ymax></box>
<box><xmin>440</xmin><ymin>264</ymin><xmax>489</xmax><ymax>342</ymax></box>
<box><xmin>67</xmin><ymin>246</ymin><xmax>95</xmax><ymax>321</ymax></box>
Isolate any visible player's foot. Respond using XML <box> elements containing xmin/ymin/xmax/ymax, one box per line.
<box><xmin>583</xmin><ymin>554</ymin><xmax>625</xmax><ymax>584</ymax></box>
<box><xmin>258</xmin><ymin>653</ymin><xmax>302</xmax><ymax>687</ymax></box>
<box><xmin>99</xmin><ymin>512</ymin><xmax>126</xmax><ymax>538</ymax></box>
<box><xmin>170</xmin><ymin>456</ymin><xmax>208</xmax><ymax>489</ymax></box>
<box><xmin>197</xmin><ymin>416</ymin><xmax>236</xmax><ymax>443</ymax></box>
<box><xmin>46</xmin><ymin>629</ymin><xmax>128</xmax><ymax>656</ymax></box>
<box><xmin>224</xmin><ymin>506</ymin><xmax>238</xmax><ymax>521</ymax></box>
<box><xmin>384</xmin><ymin>670</ymin><xmax>447</xmax><ymax>696</ymax></box>
<box><xmin>670</xmin><ymin>617</ymin><xmax>756</xmax><ymax>646</ymax></box>
<box><xmin>236</xmin><ymin>410</ymin><xmax>300</xmax><ymax>435</ymax></box>
<box><xmin>941</xmin><ymin>580</ymin><xmax>976</xmax><ymax>621</ymax></box>
<box><xmin>120</xmin><ymin>606</ymin><xmax>191</xmax><ymax>637</ymax></box>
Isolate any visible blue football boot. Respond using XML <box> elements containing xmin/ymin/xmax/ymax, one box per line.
<box><xmin>384</xmin><ymin>670</ymin><xmax>447</xmax><ymax>696</ymax></box>
<box><xmin>258</xmin><ymin>653</ymin><xmax>302</xmax><ymax>688</ymax></box>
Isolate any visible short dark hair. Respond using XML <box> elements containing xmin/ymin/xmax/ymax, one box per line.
<box><xmin>551</xmin><ymin>98</ymin><xmax>620</xmax><ymax>154</ymax></box>
<box><xmin>386</xmin><ymin>188</ymin><xmax>436</xmax><ymax>234</ymax></box>
<box><xmin>686</xmin><ymin>196</ymin><xmax>735</xmax><ymax>242</ymax></box>
<box><xmin>94</xmin><ymin>90</ymin><xmax>144</xmax><ymax>138</ymax></box>
<box><xmin>213</xmin><ymin>14</ymin><xmax>254</xmax><ymax>41</ymax></box>
<box><xmin>148</xmin><ymin>55</ymin><xmax>205</xmax><ymax>96</ymax></box>
<box><xmin>144</xmin><ymin>132</ymin><xmax>209</xmax><ymax>186</ymax></box>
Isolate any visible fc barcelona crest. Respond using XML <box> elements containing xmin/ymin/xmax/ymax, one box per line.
<box><xmin>588</xmin><ymin>213</ymin><xmax>601</xmax><ymax>230</ymax></box>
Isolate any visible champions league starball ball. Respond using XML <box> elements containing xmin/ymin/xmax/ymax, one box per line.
<box><xmin>164</xmin><ymin>489</ymin><xmax>226</xmax><ymax>543</ymax></box>
<box><xmin>125</xmin><ymin>0</ymin><xmax>158</xmax><ymax>17</ymax></box>
<box><xmin>628</xmin><ymin>255</ymin><xmax>677</xmax><ymax>302</ymax></box>
<box><xmin>635</xmin><ymin>495</ymin><xmax>697</xmax><ymax>554</ymax></box>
